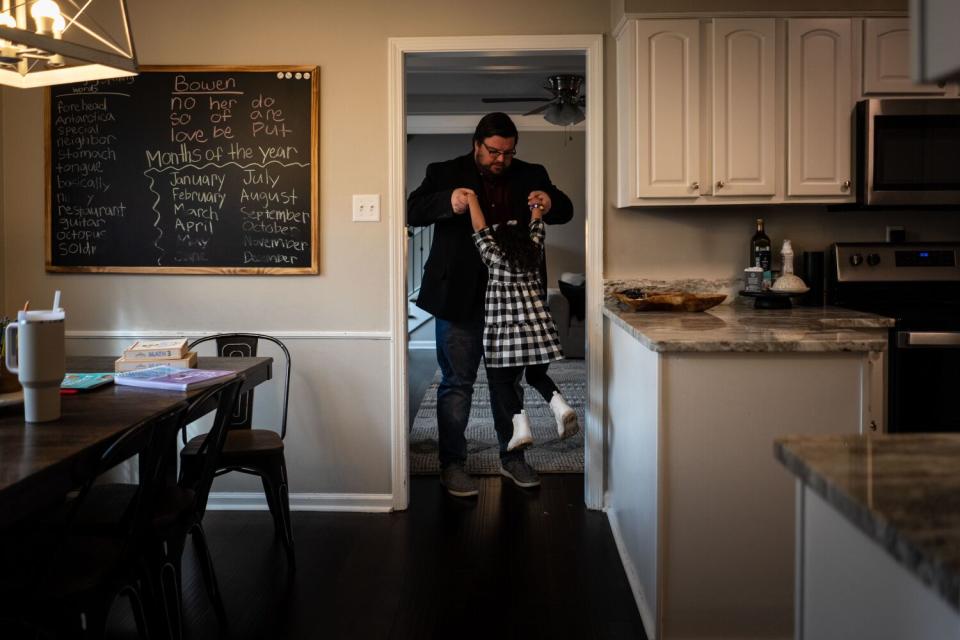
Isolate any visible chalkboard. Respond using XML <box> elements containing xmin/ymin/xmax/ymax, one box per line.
<box><xmin>45</xmin><ymin>66</ymin><xmax>319</xmax><ymax>274</ymax></box>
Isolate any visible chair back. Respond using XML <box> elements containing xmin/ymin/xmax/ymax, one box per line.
<box><xmin>188</xmin><ymin>333</ymin><xmax>291</xmax><ymax>438</ymax></box>
<box><xmin>179</xmin><ymin>377</ymin><xmax>243</xmax><ymax>517</ymax></box>
<box><xmin>66</xmin><ymin>401</ymin><xmax>189</xmax><ymax>548</ymax></box>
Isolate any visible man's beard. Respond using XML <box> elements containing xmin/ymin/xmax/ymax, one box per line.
<box><xmin>475</xmin><ymin>153</ymin><xmax>506</xmax><ymax>177</ymax></box>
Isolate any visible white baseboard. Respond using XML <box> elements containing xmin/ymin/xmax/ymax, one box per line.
<box><xmin>206</xmin><ymin>491</ymin><xmax>395</xmax><ymax>513</ymax></box>
<box><xmin>407</xmin><ymin>340</ymin><xmax>436</xmax><ymax>350</ymax></box>
<box><xmin>607</xmin><ymin>508</ymin><xmax>657</xmax><ymax>639</ymax></box>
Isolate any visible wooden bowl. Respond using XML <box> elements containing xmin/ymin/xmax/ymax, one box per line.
<box><xmin>614</xmin><ymin>291</ymin><xmax>726</xmax><ymax>312</ymax></box>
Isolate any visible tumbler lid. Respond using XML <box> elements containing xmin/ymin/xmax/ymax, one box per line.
<box><xmin>17</xmin><ymin>309</ymin><xmax>64</xmax><ymax>322</ymax></box>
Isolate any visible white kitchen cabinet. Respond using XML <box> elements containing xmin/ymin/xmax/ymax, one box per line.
<box><xmin>787</xmin><ymin>19</ymin><xmax>854</xmax><ymax>198</ymax></box>
<box><xmin>617</xmin><ymin>19</ymin><xmax>701</xmax><ymax>203</ymax></box>
<box><xmin>794</xmin><ymin>485</ymin><xmax>959</xmax><ymax>640</ymax></box>
<box><xmin>603</xmin><ymin>314</ymin><xmax>886</xmax><ymax>639</ymax></box>
<box><xmin>863</xmin><ymin>18</ymin><xmax>944</xmax><ymax>95</ymax></box>
<box><xmin>712</xmin><ymin>18</ymin><xmax>777</xmax><ymax>197</ymax></box>
<box><xmin>615</xmin><ymin>15</ymin><xmax>947</xmax><ymax>205</ymax></box>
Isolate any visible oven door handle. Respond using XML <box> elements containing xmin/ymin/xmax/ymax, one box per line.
<box><xmin>897</xmin><ymin>331</ymin><xmax>960</xmax><ymax>348</ymax></box>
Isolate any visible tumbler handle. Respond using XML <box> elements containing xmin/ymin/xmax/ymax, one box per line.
<box><xmin>4</xmin><ymin>322</ymin><xmax>17</xmax><ymax>374</ymax></box>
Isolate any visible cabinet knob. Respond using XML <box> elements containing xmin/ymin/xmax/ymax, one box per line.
<box><xmin>869</xmin><ymin>420</ymin><xmax>878</xmax><ymax>432</ymax></box>
<box><xmin>691</xmin><ymin>181</ymin><xmax>699</xmax><ymax>191</ymax></box>
<box><xmin>716</xmin><ymin>180</ymin><xmax>724</xmax><ymax>189</ymax></box>
<box><xmin>842</xmin><ymin>180</ymin><xmax>851</xmax><ymax>191</ymax></box>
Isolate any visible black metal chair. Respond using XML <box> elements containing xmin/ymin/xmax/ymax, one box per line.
<box><xmin>0</xmin><ymin>401</ymin><xmax>188</xmax><ymax>639</ymax></box>
<box><xmin>152</xmin><ymin>376</ymin><xmax>244</xmax><ymax>640</ymax></box>
<box><xmin>51</xmin><ymin>377</ymin><xmax>245</xmax><ymax>640</ymax></box>
<box><xmin>182</xmin><ymin>334</ymin><xmax>294</xmax><ymax>568</ymax></box>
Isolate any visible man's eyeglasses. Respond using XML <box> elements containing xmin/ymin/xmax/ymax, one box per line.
<box><xmin>483</xmin><ymin>143</ymin><xmax>517</xmax><ymax>159</ymax></box>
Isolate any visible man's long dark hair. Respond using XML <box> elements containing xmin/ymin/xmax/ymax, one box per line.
<box><xmin>473</xmin><ymin>112</ymin><xmax>519</xmax><ymax>145</ymax></box>
<box><xmin>492</xmin><ymin>222</ymin><xmax>541</xmax><ymax>274</ymax></box>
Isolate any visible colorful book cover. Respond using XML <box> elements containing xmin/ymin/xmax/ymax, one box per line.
<box><xmin>61</xmin><ymin>372</ymin><xmax>115</xmax><ymax>391</ymax></box>
<box><xmin>115</xmin><ymin>365</ymin><xmax>236</xmax><ymax>391</ymax></box>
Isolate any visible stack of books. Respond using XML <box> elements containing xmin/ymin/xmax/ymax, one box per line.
<box><xmin>115</xmin><ymin>338</ymin><xmax>197</xmax><ymax>372</ymax></box>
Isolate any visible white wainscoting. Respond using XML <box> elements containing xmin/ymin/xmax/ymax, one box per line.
<box><xmin>67</xmin><ymin>330</ymin><xmax>396</xmax><ymax>513</ymax></box>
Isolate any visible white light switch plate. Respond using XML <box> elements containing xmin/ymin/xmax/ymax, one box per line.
<box><xmin>352</xmin><ymin>194</ymin><xmax>380</xmax><ymax>222</ymax></box>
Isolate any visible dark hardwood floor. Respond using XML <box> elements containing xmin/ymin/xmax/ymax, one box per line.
<box><xmin>100</xmin><ymin>474</ymin><xmax>646</xmax><ymax>639</ymax></box>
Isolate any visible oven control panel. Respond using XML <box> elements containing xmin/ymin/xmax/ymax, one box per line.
<box><xmin>835</xmin><ymin>243</ymin><xmax>960</xmax><ymax>282</ymax></box>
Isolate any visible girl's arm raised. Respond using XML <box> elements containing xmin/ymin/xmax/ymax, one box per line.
<box><xmin>529</xmin><ymin>203</ymin><xmax>546</xmax><ymax>246</ymax></box>
<box><xmin>468</xmin><ymin>193</ymin><xmax>487</xmax><ymax>232</ymax></box>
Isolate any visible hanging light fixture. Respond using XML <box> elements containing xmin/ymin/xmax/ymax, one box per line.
<box><xmin>0</xmin><ymin>0</ymin><xmax>137</xmax><ymax>88</ymax></box>
<box><xmin>543</xmin><ymin>101</ymin><xmax>585</xmax><ymax>126</ymax></box>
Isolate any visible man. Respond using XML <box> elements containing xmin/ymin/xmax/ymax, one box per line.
<box><xmin>407</xmin><ymin>112</ymin><xmax>574</xmax><ymax>497</ymax></box>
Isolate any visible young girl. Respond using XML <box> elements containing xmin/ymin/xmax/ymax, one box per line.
<box><xmin>468</xmin><ymin>192</ymin><xmax>580</xmax><ymax>457</ymax></box>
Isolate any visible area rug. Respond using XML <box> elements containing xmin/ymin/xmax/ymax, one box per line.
<box><xmin>410</xmin><ymin>359</ymin><xmax>585</xmax><ymax>475</ymax></box>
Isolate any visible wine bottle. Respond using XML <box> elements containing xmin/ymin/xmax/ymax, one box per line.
<box><xmin>750</xmin><ymin>218</ymin><xmax>772</xmax><ymax>285</ymax></box>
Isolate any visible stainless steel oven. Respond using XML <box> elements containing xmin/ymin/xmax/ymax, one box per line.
<box><xmin>892</xmin><ymin>330</ymin><xmax>960</xmax><ymax>432</ymax></box>
<box><xmin>856</xmin><ymin>98</ymin><xmax>960</xmax><ymax>205</ymax></box>
<box><xmin>830</xmin><ymin>242</ymin><xmax>960</xmax><ymax>433</ymax></box>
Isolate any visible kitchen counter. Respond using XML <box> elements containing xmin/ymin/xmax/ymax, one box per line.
<box><xmin>603</xmin><ymin>300</ymin><xmax>893</xmax><ymax>353</ymax></box>
<box><xmin>604</xmin><ymin>297</ymin><xmax>888</xmax><ymax>637</ymax></box>
<box><xmin>775</xmin><ymin>434</ymin><xmax>960</xmax><ymax>613</ymax></box>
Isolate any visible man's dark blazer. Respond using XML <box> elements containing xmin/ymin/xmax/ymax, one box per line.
<box><xmin>407</xmin><ymin>152</ymin><xmax>573</xmax><ymax>323</ymax></box>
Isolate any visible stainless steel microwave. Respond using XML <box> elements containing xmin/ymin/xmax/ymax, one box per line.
<box><xmin>856</xmin><ymin>98</ymin><xmax>960</xmax><ymax>205</ymax></box>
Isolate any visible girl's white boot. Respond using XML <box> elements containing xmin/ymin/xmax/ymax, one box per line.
<box><xmin>507</xmin><ymin>410</ymin><xmax>534</xmax><ymax>451</ymax></box>
<box><xmin>550</xmin><ymin>392</ymin><xmax>580</xmax><ymax>439</ymax></box>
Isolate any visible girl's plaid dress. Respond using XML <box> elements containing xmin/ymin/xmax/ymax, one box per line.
<box><xmin>472</xmin><ymin>218</ymin><xmax>564</xmax><ymax>368</ymax></box>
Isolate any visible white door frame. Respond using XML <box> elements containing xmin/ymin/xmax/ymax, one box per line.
<box><xmin>387</xmin><ymin>34</ymin><xmax>604</xmax><ymax>510</ymax></box>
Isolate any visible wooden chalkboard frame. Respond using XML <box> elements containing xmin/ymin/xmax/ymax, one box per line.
<box><xmin>44</xmin><ymin>65</ymin><xmax>320</xmax><ymax>275</ymax></box>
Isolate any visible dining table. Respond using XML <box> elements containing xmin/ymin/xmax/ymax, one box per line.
<box><xmin>0</xmin><ymin>355</ymin><xmax>272</xmax><ymax>529</ymax></box>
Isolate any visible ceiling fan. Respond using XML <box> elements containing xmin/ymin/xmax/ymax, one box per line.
<box><xmin>481</xmin><ymin>74</ymin><xmax>585</xmax><ymax>126</ymax></box>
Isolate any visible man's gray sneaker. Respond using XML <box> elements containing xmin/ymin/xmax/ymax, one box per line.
<box><xmin>440</xmin><ymin>463</ymin><xmax>479</xmax><ymax>497</ymax></box>
<box><xmin>499</xmin><ymin>458</ymin><xmax>541</xmax><ymax>488</ymax></box>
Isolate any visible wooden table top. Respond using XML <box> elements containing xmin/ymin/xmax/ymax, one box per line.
<box><xmin>0</xmin><ymin>356</ymin><xmax>272</xmax><ymax>528</ymax></box>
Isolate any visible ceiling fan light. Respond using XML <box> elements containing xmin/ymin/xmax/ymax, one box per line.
<box><xmin>543</xmin><ymin>102</ymin><xmax>584</xmax><ymax>126</ymax></box>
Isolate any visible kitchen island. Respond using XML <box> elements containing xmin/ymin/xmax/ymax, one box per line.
<box><xmin>603</xmin><ymin>298</ymin><xmax>892</xmax><ymax>639</ymax></box>
<box><xmin>775</xmin><ymin>434</ymin><xmax>960</xmax><ymax>639</ymax></box>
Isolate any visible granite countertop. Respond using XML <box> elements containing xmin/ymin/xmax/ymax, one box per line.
<box><xmin>775</xmin><ymin>434</ymin><xmax>960</xmax><ymax>612</ymax></box>
<box><xmin>603</xmin><ymin>301</ymin><xmax>893</xmax><ymax>353</ymax></box>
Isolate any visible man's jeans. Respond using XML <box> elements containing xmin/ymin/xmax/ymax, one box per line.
<box><xmin>435</xmin><ymin>317</ymin><xmax>524</xmax><ymax>467</ymax></box>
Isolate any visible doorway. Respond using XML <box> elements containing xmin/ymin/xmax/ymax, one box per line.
<box><xmin>387</xmin><ymin>35</ymin><xmax>604</xmax><ymax>511</ymax></box>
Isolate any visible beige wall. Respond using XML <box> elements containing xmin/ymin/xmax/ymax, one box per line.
<box><xmin>0</xmin><ymin>98</ymin><xmax>4</xmax><ymax>319</ymax></box>
<box><xmin>0</xmin><ymin>0</ymin><xmax>610</xmax><ymax>501</ymax></box>
<box><xmin>3</xmin><ymin>0</ymin><xmax>942</xmax><ymax>505</ymax></box>
<box><xmin>625</xmin><ymin>0</ymin><xmax>907</xmax><ymax>11</ymax></box>
<box><xmin>605</xmin><ymin>206</ymin><xmax>960</xmax><ymax>281</ymax></box>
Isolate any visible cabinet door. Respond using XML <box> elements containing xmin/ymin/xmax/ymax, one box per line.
<box><xmin>712</xmin><ymin>18</ymin><xmax>776</xmax><ymax>197</ymax></box>
<box><xmin>787</xmin><ymin>19</ymin><xmax>853</xmax><ymax>197</ymax></box>
<box><xmin>629</xmin><ymin>20</ymin><xmax>701</xmax><ymax>199</ymax></box>
<box><xmin>863</xmin><ymin>18</ymin><xmax>944</xmax><ymax>95</ymax></box>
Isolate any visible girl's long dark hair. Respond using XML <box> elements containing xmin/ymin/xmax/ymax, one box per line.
<box><xmin>492</xmin><ymin>222</ymin><xmax>541</xmax><ymax>274</ymax></box>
